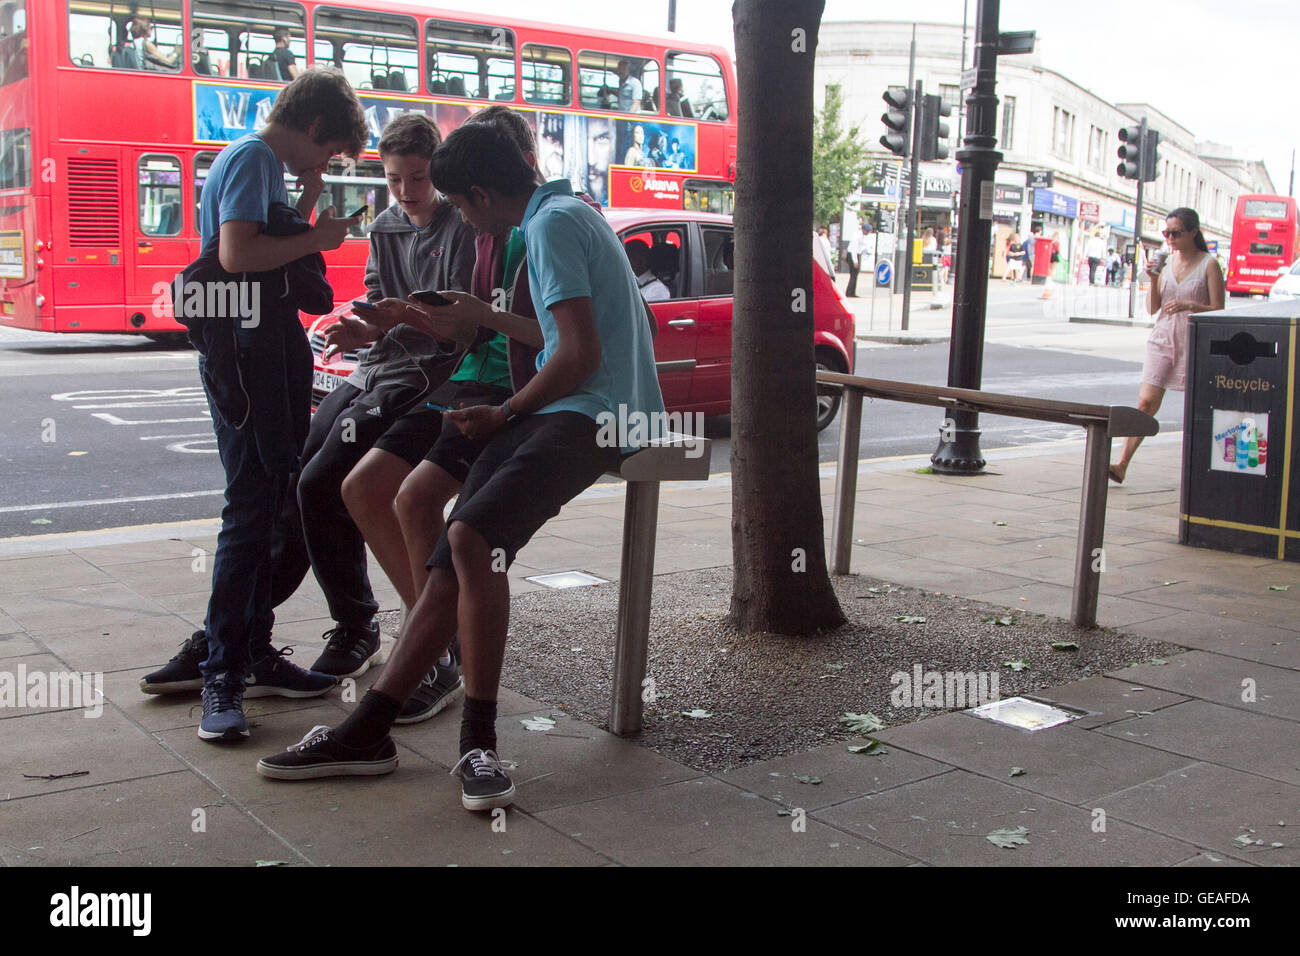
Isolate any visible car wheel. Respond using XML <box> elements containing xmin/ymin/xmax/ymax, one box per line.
<box><xmin>815</xmin><ymin>353</ymin><xmax>844</xmax><ymax>432</ymax></box>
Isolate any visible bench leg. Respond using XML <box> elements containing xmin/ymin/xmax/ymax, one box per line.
<box><xmin>831</xmin><ymin>388</ymin><xmax>863</xmax><ymax>575</ymax></box>
<box><xmin>610</xmin><ymin>479</ymin><xmax>659</xmax><ymax>735</ymax></box>
<box><xmin>1071</xmin><ymin>423</ymin><xmax>1111</xmax><ymax>628</ymax></box>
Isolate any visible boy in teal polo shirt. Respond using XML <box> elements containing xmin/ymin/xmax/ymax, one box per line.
<box><xmin>259</xmin><ymin>124</ymin><xmax>664</xmax><ymax>811</ymax></box>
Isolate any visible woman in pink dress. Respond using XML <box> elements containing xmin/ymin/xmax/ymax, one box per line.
<box><xmin>1110</xmin><ymin>207</ymin><xmax>1225</xmax><ymax>482</ymax></box>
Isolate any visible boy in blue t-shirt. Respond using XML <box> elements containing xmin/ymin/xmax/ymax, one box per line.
<box><xmin>259</xmin><ymin>124</ymin><xmax>664</xmax><ymax>811</ymax></box>
<box><xmin>184</xmin><ymin>69</ymin><xmax>369</xmax><ymax>743</ymax></box>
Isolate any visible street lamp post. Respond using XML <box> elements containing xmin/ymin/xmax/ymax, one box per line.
<box><xmin>931</xmin><ymin>0</ymin><xmax>1003</xmax><ymax>474</ymax></box>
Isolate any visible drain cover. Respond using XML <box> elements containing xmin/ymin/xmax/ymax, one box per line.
<box><xmin>524</xmin><ymin>570</ymin><xmax>610</xmax><ymax>589</ymax></box>
<box><xmin>967</xmin><ymin>696</ymin><xmax>1082</xmax><ymax>731</ymax></box>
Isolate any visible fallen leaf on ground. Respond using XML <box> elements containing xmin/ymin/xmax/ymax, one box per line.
<box><xmin>839</xmin><ymin>712</ymin><xmax>885</xmax><ymax>734</ymax></box>
<box><xmin>680</xmin><ymin>709</ymin><xmax>712</xmax><ymax>719</ymax></box>
<box><xmin>1051</xmin><ymin>641</ymin><xmax>1079</xmax><ymax>651</ymax></box>
<box><xmin>1009</xmin><ymin>767</ymin><xmax>1025</xmax><ymax>777</ymax></box>
<box><xmin>848</xmin><ymin>740</ymin><xmax>887</xmax><ymax>755</ymax></box>
<box><xmin>986</xmin><ymin>826</ymin><xmax>1030</xmax><ymax>849</ymax></box>
<box><xmin>1268</xmin><ymin>585</ymin><xmax>1290</xmax><ymax>591</ymax></box>
<box><xmin>894</xmin><ymin>615</ymin><xmax>927</xmax><ymax>624</ymax></box>
<box><xmin>1002</xmin><ymin>659</ymin><xmax>1030</xmax><ymax>672</ymax></box>
<box><xmin>984</xmin><ymin>616</ymin><xmax>1016</xmax><ymax>626</ymax></box>
<box><xmin>993</xmin><ymin>520</ymin><xmax>1008</xmax><ymax>526</ymax></box>
<box><xmin>519</xmin><ymin>716</ymin><xmax>556</xmax><ymax>732</ymax></box>
<box><xmin>794</xmin><ymin>774</ymin><xmax>822</xmax><ymax>785</ymax></box>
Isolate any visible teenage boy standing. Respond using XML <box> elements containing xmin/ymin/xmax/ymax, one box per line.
<box><xmin>184</xmin><ymin>69</ymin><xmax>368</xmax><ymax>742</ymax></box>
<box><xmin>259</xmin><ymin>125</ymin><xmax>664</xmax><ymax>811</ymax></box>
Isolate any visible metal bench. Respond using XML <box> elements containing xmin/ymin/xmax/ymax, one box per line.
<box><xmin>817</xmin><ymin>371</ymin><xmax>1158</xmax><ymax>628</ymax></box>
<box><xmin>607</xmin><ymin>433</ymin><xmax>711</xmax><ymax>735</ymax></box>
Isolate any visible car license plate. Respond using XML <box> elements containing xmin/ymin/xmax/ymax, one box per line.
<box><xmin>313</xmin><ymin>369</ymin><xmax>346</xmax><ymax>393</ymax></box>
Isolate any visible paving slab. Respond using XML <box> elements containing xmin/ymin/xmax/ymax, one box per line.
<box><xmin>0</xmin><ymin>553</ymin><xmax>113</xmax><ymax>595</ymax></box>
<box><xmin>0</xmin><ymin>771</ymin><xmax>292</xmax><ymax>866</ymax></box>
<box><xmin>34</xmin><ymin>615</ymin><xmax>212</xmax><ymax>674</ymax></box>
<box><xmin>1117</xmin><ymin>651</ymin><xmax>1300</xmax><ymax>722</ymax></box>
<box><xmin>537</xmin><ymin>776</ymin><xmax>913</xmax><ymax>866</ymax></box>
<box><xmin>815</xmin><ymin>768</ymin><xmax>1199</xmax><ymax>866</ymax></box>
<box><xmin>0</xmin><ymin>653</ymin><xmax>98</xmax><ymax>719</ymax></box>
<box><xmin>1119</xmin><ymin>610</ymin><xmax>1300</xmax><ymax>668</ymax></box>
<box><xmin>873</xmin><ymin>712</ymin><xmax>1194</xmax><ymax>805</ymax></box>
<box><xmin>1030</xmin><ymin>675</ymin><xmax>1189</xmax><ymax>729</ymax></box>
<box><xmin>964</xmin><ymin>582</ymin><xmax>1177</xmax><ymax>629</ymax></box>
<box><xmin>1097</xmin><ymin>700</ymin><xmax>1300</xmax><ymax>786</ymax></box>
<box><xmin>1099</xmin><ymin>762</ymin><xmax>1300</xmax><ymax>866</ymax></box>
<box><xmin>718</xmin><ymin>739</ymin><xmax>952</xmax><ymax>812</ymax></box>
<box><xmin>0</xmin><ymin>629</ymin><xmax>40</xmax><ymax>659</ymax></box>
<box><xmin>391</xmin><ymin>707</ymin><xmax>703</xmax><ymax>813</ymax></box>
<box><xmin>0</xmin><ymin>706</ymin><xmax>185</xmax><ymax>800</ymax></box>
<box><xmin>74</xmin><ymin>537</ymin><xmax>211</xmax><ymax>567</ymax></box>
<box><xmin>0</xmin><ymin>582</ymin><xmax>177</xmax><ymax>633</ymax></box>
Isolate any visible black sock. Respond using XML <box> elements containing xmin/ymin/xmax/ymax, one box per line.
<box><xmin>459</xmin><ymin>696</ymin><xmax>498</xmax><ymax>756</ymax></box>
<box><xmin>333</xmin><ymin>689</ymin><xmax>401</xmax><ymax>748</ymax></box>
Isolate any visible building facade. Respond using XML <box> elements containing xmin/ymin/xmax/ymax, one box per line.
<box><xmin>815</xmin><ymin>21</ymin><xmax>1273</xmax><ymax>280</ymax></box>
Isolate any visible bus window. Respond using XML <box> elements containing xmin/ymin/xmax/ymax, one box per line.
<box><xmin>0</xmin><ymin>1</ymin><xmax>27</xmax><ymax>86</ymax></box>
<box><xmin>139</xmin><ymin>155</ymin><xmax>183</xmax><ymax>237</ymax></box>
<box><xmin>68</xmin><ymin>0</ymin><xmax>183</xmax><ymax>72</ymax></box>
<box><xmin>293</xmin><ymin>158</ymin><xmax>385</xmax><ymax>239</ymax></box>
<box><xmin>0</xmin><ymin>127</ymin><xmax>30</xmax><ymax>189</ymax></box>
<box><xmin>685</xmin><ymin>181</ymin><xmax>734</xmax><ymax>216</ymax></box>
<box><xmin>577</xmin><ymin>51</ymin><xmax>658</xmax><ymax>114</ymax></box>
<box><xmin>1244</xmin><ymin>199</ymin><xmax>1289</xmax><ymax>219</ymax></box>
<box><xmin>192</xmin><ymin>1</ymin><xmax>305</xmax><ymax>81</ymax></box>
<box><xmin>313</xmin><ymin>6</ymin><xmax>417</xmax><ymax>92</ymax></box>
<box><xmin>426</xmin><ymin>19</ymin><xmax>515</xmax><ymax>100</ymax></box>
<box><xmin>666</xmin><ymin>51</ymin><xmax>729</xmax><ymax>121</ymax></box>
<box><xmin>521</xmin><ymin>44</ymin><xmax>570</xmax><ymax>106</ymax></box>
<box><xmin>194</xmin><ymin>150</ymin><xmax>217</xmax><ymax>225</ymax></box>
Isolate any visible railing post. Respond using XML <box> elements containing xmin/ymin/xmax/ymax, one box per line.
<box><xmin>831</xmin><ymin>387</ymin><xmax>863</xmax><ymax>575</ymax></box>
<box><xmin>1072</xmin><ymin>422</ymin><xmax>1111</xmax><ymax>627</ymax></box>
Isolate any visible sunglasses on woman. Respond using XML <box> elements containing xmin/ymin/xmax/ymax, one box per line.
<box><xmin>1162</xmin><ymin>229</ymin><xmax>1186</xmax><ymax>239</ymax></box>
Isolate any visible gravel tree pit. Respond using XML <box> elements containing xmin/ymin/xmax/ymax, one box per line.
<box><xmin>380</xmin><ymin>566</ymin><xmax>1183</xmax><ymax>773</ymax></box>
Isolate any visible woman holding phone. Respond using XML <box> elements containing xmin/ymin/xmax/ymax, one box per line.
<box><xmin>1109</xmin><ymin>207</ymin><xmax>1224</xmax><ymax>483</ymax></box>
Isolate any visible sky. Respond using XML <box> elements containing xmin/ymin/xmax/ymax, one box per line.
<box><xmin>395</xmin><ymin>0</ymin><xmax>1298</xmax><ymax>194</ymax></box>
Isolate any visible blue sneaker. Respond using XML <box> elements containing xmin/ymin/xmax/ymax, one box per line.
<box><xmin>198</xmin><ymin>672</ymin><xmax>248</xmax><ymax>741</ymax></box>
<box><xmin>245</xmin><ymin>646</ymin><xmax>338</xmax><ymax>699</ymax></box>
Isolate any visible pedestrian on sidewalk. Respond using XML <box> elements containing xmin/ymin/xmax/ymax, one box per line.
<box><xmin>1003</xmin><ymin>231</ymin><xmax>1025</xmax><ymax>283</ymax></box>
<box><xmin>257</xmin><ymin>123</ymin><xmax>665</xmax><ymax>812</ymax></box>
<box><xmin>161</xmin><ymin>70</ymin><xmax>369</xmax><ymax>742</ymax></box>
<box><xmin>845</xmin><ymin>222</ymin><xmax>870</xmax><ymax>297</ymax></box>
<box><xmin>1086</xmin><ymin>229</ymin><xmax>1106</xmax><ymax>285</ymax></box>
<box><xmin>1110</xmin><ymin>208</ymin><xmax>1224</xmax><ymax>483</ymax></box>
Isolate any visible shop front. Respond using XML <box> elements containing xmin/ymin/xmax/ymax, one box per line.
<box><xmin>1030</xmin><ymin>187</ymin><xmax>1078</xmax><ymax>284</ymax></box>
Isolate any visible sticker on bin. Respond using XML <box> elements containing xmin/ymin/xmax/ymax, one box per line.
<box><xmin>1210</xmin><ymin>409</ymin><xmax>1268</xmax><ymax>476</ymax></box>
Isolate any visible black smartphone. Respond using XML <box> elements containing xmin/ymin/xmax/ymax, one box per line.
<box><xmin>347</xmin><ymin>204</ymin><xmax>368</xmax><ymax>219</ymax></box>
<box><xmin>409</xmin><ymin>289</ymin><xmax>453</xmax><ymax>307</ymax></box>
<box><xmin>350</xmin><ymin>299</ymin><xmax>378</xmax><ymax>314</ymax></box>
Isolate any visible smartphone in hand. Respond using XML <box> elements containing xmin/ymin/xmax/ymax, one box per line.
<box><xmin>350</xmin><ymin>299</ymin><xmax>378</xmax><ymax>314</ymax></box>
<box><xmin>409</xmin><ymin>289</ymin><xmax>453</xmax><ymax>307</ymax></box>
<box><xmin>347</xmin><ymin>204</ymin><xmax>369</xmax><ymax>219</ymax></box>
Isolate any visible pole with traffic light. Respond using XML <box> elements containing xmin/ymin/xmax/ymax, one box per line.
<box><xmin>880</xmin><ymin>85</ymin><xmax>918</xmax><ymax>328</ymax></box>
<box><xmin>1118</xmin><ymin>117</ymin><xmax>1161</xmax><ymax>318</ymax></box>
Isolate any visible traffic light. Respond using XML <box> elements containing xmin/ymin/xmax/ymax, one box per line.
<box><xmin>1117</xmin><ymin>124</ymin><xmax>1142</xmax><ymax>180</ymax></box>
<box><xmin>1141</xmin><ymin>130</ymin><xmax>1161</xmax><ymax>183</ymax></box>
<box><xmin>919</xmin><ymin>94</ymin><xmax>952</xmax><ymax>162</ymax></box>
<box><xmin>880</xmin><ymin>87</ymin><xmax>911</xmax><ymax>157</ymax></box>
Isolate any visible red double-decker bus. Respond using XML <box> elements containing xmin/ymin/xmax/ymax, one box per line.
<box><xmin>1</xmin><ymin>0</ymin><xmax>736</xmax><ymax>336</ymax></box>
<box><xmin>1226</xmin><ymin>194</ymin><xmax>1300</xmax><ymax>297</ymax></box>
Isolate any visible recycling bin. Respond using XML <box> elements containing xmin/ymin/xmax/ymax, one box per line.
<box><xmin>1180</xmin><ymin>300</ymin><xmax>1299</xmax><ymax>560</ymax></box>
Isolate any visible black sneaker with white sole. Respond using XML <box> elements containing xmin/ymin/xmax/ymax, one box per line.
<box><xmin>394</xmin><ymin>657</ymin><xmax>465</xmax><ymax>724</ymax></box>
<box><xmin>256</xmin><ymin>725</ymin><xmax>398</xmax><ymax>780</ymax></box>
<box><xmin>309</xmin><ymin>621</ymin><xmax>382</xmax><ymax>678</ymax></box>
<box><xmin>450</xmin><ymin>748</ymin><xmax>516</xmax><ymax>811</ymax></box>
<box><xmin>140</xmin><ymin>630</ymin><xmax>208</xmax><ymax>694</ymax></box>
<box><xmin>245</xmin><ymin>646</ymin><xmax>338</xmax><ymax>699</ymax></box>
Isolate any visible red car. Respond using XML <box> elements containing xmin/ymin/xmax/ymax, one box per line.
<box><xmin>308</xmin><ymin>209</ymin><xmax>856</xmax><ymax>429</ymax></box>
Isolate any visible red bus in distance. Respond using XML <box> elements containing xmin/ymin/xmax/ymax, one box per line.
<box><xmin>1225</xmin><ymin>194</ymin><xmax>1300</xmax><ymax>297</ymax></box>
<box><xmin>2</xmin><ymin>0</ymin><xmax>736</xmax><ymax>336</ymax></box>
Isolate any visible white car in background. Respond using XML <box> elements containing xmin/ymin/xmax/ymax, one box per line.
<box><xmin>1268</xmin><ymin>259</ymin><xmax>1300</xmax><ymax>300</ymax></box>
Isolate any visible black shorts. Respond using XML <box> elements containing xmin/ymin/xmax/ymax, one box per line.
<box><xmin>371</xmin><ymin>379</ymin><xmax>512</xmax><ymax>474</ymax></box>
<box><xmin>427</xmin><ymin>411</ymin><xmax>621</xmax><ymax>571</ymax></box>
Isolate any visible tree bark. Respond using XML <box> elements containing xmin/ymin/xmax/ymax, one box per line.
<box><xmin>727</xmin><ymin>0</ymin><xmax>846</xmax><ymax>635</ymax></box>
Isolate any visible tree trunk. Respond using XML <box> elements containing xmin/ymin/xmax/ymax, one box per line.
<box><xmin>727</xmin><ymin>0</ymin><xmax>846</xmax><ymax>635</ymax></box>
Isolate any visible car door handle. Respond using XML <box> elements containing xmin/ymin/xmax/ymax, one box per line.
<box><xmin>667</xmin><ymin>318</ymin><xmax>695</xmax><ymax>328</ymax></box>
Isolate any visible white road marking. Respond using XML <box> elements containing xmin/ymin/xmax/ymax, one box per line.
<box><xmin>0</xmin><ymin>489</ymin><xmax>224</xmax><ymax>514</ymax></box>
<box><xmin>90</xmin><ymin>412</ymin><xmax>210</xmax><ymax>426</ymax></box>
